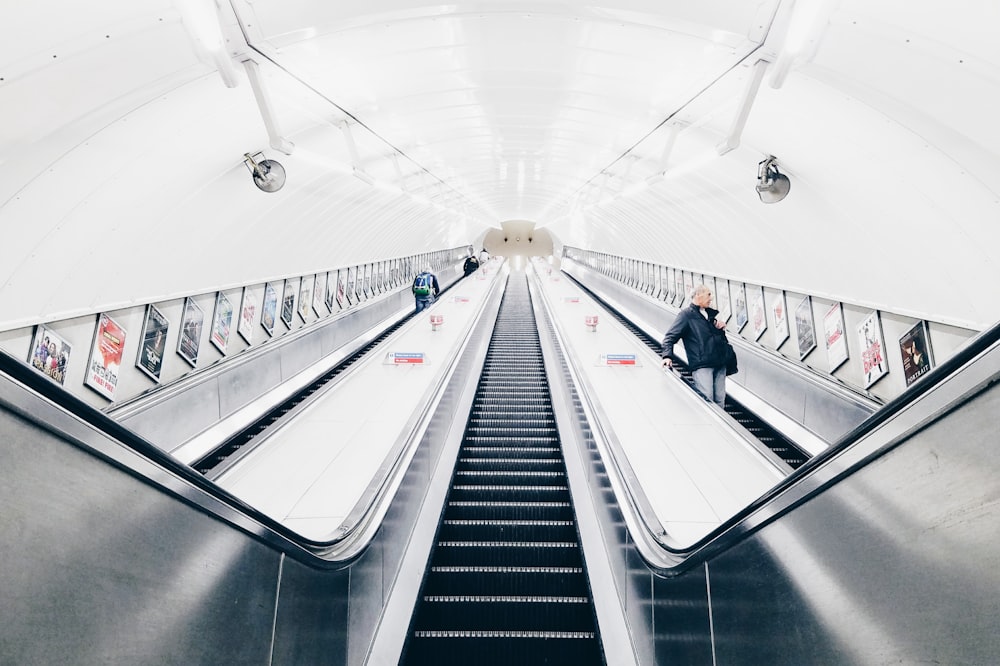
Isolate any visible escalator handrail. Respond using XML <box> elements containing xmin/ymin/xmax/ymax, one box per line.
<box><xmin>0</xmin><ymin>264</ymin><xmax>509</xmax><ymax>568</ymax></box>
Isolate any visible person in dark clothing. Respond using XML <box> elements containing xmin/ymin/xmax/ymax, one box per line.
<box><xmin>412</xmin><ymin>266</ymin><xmax>440</xmax><ymax>313</ymax></box>
<box><xmin>660</xmin><ymin>284</ymin><xmax>729</xmax><ymax>407</ymax></box>
<box><xmin>463</xmin><ymin>254</ymin><xmax>480</xmax><ymax>277</ymax></box>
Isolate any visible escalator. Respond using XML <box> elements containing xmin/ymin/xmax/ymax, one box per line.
<box><xmin>565</xmin><ymin>274</ymin><xmax>810</xmax><ymax>469</ymax></box>
<box><xmin>401</xmin><ymin>274</ymin><xmax>605</xmax><ymax>665</ymax></box>
<box><xmin>192</xmin><ymin>277</ymin><xmax>463</xmax><ymax>477</ymax></box>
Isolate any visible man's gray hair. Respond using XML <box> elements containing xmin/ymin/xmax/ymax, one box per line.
<box><xmin>691</xmin><ymin>284</ymin><xmax>712</xmax><ymax>299</ymax></box>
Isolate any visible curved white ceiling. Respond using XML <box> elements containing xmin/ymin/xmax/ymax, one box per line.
<box><xmin>1</xmin><ymin>0</ymin><xmax>998</xmax><ymax>330</ymax></box>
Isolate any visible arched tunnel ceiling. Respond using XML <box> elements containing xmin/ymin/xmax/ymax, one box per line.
<box><xmin>1</xmin><ymin>1</ymin><xmax>999</xmax><ymax>330</ymax></box>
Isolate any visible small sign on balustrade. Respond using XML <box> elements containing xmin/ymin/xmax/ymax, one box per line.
<box><xmin>598</xmin><ymin>353</ymin><xmax>639</xmax><ymax>366</ymax></box>
<box><xmin>384</xmin><ymin>352</ymin><xmax>428</xmax><ymax>365</ymax></box>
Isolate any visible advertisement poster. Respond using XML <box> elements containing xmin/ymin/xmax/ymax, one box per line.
<box><xmin>281</xmin><ymin>279</ymin><xmax>296</xmax><ymax>328</ymax></box>
<box><xmin>136</xmin><ymin>304</ymin><xmax>168</xmax><ymax>381</ymax></box>
<box><xmin>749</xmin><ymin>286</ymin><xmax>767</xmax><ymax>341</ymax></box>
<box><xmin>363</xmin><ymin>263</ymin><xmax>373</xmax><ymax>300</ymax></box>
<box><xmin>30</xmin><ymin>325</ymin><xmax>72</xmax><ymax>386</ymax></box>
<box><xmin>733</xmin><ymin>282</ymin><xmax>748</xmax><ymax>332</ymax></box>
<box><xmin>210</xmin><ymin>291</ymin><xmax>233</xmax><ymax>354</ymax></box>
<box><xmin>857</xmin><ymin>311</ymin><xmax>888</xmax><ymax>388</ymax></box>
<box><xmin>85</xmin><ymin>313</ymin><xmax>126</xmax><ymax>400</ymax></box>
<box><xmin>675</xmin><ymin>271</ymin><xmax>686</xmax><ymax>306</ymax></box>
<box><xmin>325</xmin><ymin>272</ymin><xmax>337</xmax><ymax>311</ymax></box>
<box><xmin>336</xmin><ymin>269</ymin><xmax>348</xmax><ymax>310</ymax></box>
<box><xmin>177</xmin><ymin>297</ymin><xmax>204</xmax><ymax>367</ymax></box>
<box><xmin>298</xmin><ymin>275</ymin><xmax>313</xmax><ymax>322</ymax></box>
<box><xmin>237</xmin><ymin>288</ymin><xmax>255</xmax><ymax>345</ymax></box>
<box><xmin>900</xmin><ymin>321</ymin><xmax>934</xmax><ymax>386</ymax></box>
<box><xmin>794</xmin><ymin>296</ymin><xmax>817</xmax><ymax>360</ymax></box>
<box><xmin>261</xmin><ymin>282</ymin><xmax>278</xmax><ymax>337</ymax></box>
<box><xmin>347</xmin><ymin>266</ymin><xmax>358</xmax><ymax>305</ymax></box>
<box><xmin>823</xmin><ymin>302</ymin><xmax>849</xmax><ymax>372</ymax></box>
<box><xmin>716</xmin><ymin>279</ymin><xmax>732</xmax><ymax>322</ymax></box>
<box><xmin>313</xmin><ymin>273</ymin><xmax>326</xmax><ymax>315</ymax></box>
<box><xmin>771</xmin><ymin>291</ymin><xmax>789</xmax><ymax>348</ymax></box>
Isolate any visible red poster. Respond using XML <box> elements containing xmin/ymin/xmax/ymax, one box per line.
<box><xmin>86</xmin><ymin>313</ymin><xmax>126</xmax><ymax>400</ymax></box>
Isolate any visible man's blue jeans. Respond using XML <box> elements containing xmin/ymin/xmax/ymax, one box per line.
<box><xmin>414</xmin><ymin>295</ymin><xmax>435</xmax><ymax>313</ymax></box>
<box><xmin>691</xmin><ymin>366</ymin><xmax>727</xmax><ymax>408</ymax></box>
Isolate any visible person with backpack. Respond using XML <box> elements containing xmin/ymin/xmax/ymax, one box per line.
<box><xmin>412</xmin><ymin>266</ymin><xmax>440</xmax><ymax>313</ymax></box>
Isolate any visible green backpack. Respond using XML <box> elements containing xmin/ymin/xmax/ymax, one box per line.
<box><xmin>413</xmin><ymin>272</ymin><xmax>433</xmax><ymax>296</ymax></box>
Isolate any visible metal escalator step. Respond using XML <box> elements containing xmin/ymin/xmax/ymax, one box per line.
<box><xmin>455</xmin><ymin>471</ymin><xmax>566</xmax><ymax>484</ymax></box>
<box><xmin>461</xmin><ymin>447</ymin><xmax>561</xmax><ymax>457</ymax></box>
<box><xmin>413</xmin><ymin>630</ymin><xmax>594</xmax><ymax>639</ymax></box>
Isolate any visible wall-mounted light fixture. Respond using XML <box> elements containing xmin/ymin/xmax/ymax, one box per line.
<box><xmin>756</xmin><ymin>156</ymin><xmax>790</xmax><ymax>203</ymax></box>
<box><xmin>244</xmin><ymin>152</ymin><xmax>286</xmax><ymax>193</ymax></box>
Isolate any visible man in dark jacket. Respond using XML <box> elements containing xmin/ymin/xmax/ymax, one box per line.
<box><xmin>660</xmin><ymin>284</ymin><xmax>729</xmax><ymax>407</ymax></box>
<box><xmin>463</xmin><ymin>253</ymin><xmax>480</xmax><ymax>277</ymax></box>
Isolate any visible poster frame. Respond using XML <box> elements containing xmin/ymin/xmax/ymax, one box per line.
<box><xmin>210</xmin><ymin>291</ymin><xmax>234</xmax><ymax>354</ymax></box>
<box><xmin>136</xmin><ymin>304</ymin><xmax>168</xmax><ymax>381</ymax></box>
<box><xmin>261</xmin><ymin>282</ymin><xmax>278</xmax><ymax>337</ymax></box>
<box><xmin>85</xmin><ymin>313</ymin><xmax>126</xmax><ymax>400</ymax></box>
<box><xmin>716</xmin><ymin>279</ymin><xmax>732</xmax><ymax>323</ymax></box>
<box><xmin>899</xmin><ymin>320</ymin><xmax>935</xmax><ymax>386</ymax></box>
<box><xmin>794</xmin><ymin>295</ymin><xmax>817</xmax><ymax>360</ymax></box>
<box><xmin>749</xmin><ymin>284</ymin><xmax>768</xmax><ymax>341</ymax></box>
<box><xmin>733</xmin><ymin>282</ymin><xmax>748</xmax><ymax>332</ymax></box>
<box><xmin>823</xmin><ymin>301</ymin><xmax>849</xmax><ymax>372</ymax></box>
<box><xmin>238</xmin><ymin>286</ymin><xmax>256</xmax><ymax>345</ymax></box>
<box><xmin>281</xmin><ymin>279</ymin><xmax>296</xmax><ymax>328</ymax></box>
<box><xmin>298</xmin><ymin>275</ymin><xmax>313</xmax><ymax>323</ymax></box>
<box><xmin>771</xmin><ymin>290</ymin><xmax>789</xmax><ymax>348</ymax></box>
<box><xmin>857</xmin><ymin>310</ymin><xmax>889</xmax><ymax>388</ymax></box>
<box><xmin>30</xmin><ymin>324</ymin><xmax>73</xmax><ymax>386</ymax></box>
<box><xmin>177</xmin><ymin>296</ymin><xmax>204</xmax><ymax>368</ymax></box>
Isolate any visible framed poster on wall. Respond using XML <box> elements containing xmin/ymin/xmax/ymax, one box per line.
<box><xmin>313</xmin><ymin>273</ymin><xmax>326</xmax><ymax>315</ymax></box>
<box><xmin>29</xmin><ymin>325</ymin><xmax>72</xmax><ymax>386</ymax></box>
<box><xmin>346</xmin><ymin>266</ymin><xmax>358</xmax><ymax>306</ymax></box>
<box><xmin>298</xmin><ymin>275</ymin><xmax>313</xmax><ymax>322</ymax></box>
<box><xmin>857</xmin><ymin>311</ymin><xmax>888</xmax><ymax>388</ymax></box>
<box><xmin>823</xmin><ymin>302</ymin><xmax>849</xmax><ymax>372</ymax></box>
<box><xmin>771</xmin><ymin>291</ymin><xmax>789</xmax><ymax>348</ymax></box>
<box><xmin>899</xmin><ymin>321</ymin><xmax>934</xmax><ymax>386</ymax></box>
<box><xmin>716</xmin><ymin>279</ymin><xmax>732</xmax><ymax>323</ymax></box>
<box><xmin>325</xmin><ymin>272</ymin><xmax>337</xmax><ymax>311</ymax></box>
<box><xmin>336</xmin><ymin>269</ymin><xmax>348</xmax><ymax>310</ymax></box>
<box><xmin>238</xmin><ymin>287</ymin><xmax>256</xmax><ymax>345</ymax></box>
<box><xmin>137</xmin><ymin>304</ymin><xmax>168</xmax><ymax>381</ymax></box>
<box><xmin>749</xmin><ymin>285</ymin><xmax>767</xmax><ymax>341</ymax></box>
<box><xmin>261</xmin><ymin>282</ymin><xmax>278</xmax><ymax>337</ymax></box>
<box><xmin>177</xmin><ymin>297</ymin><xmax>204</xmax><ymax>367</ymax></box>
<box><xmin>733</xmin><ymin>282</ymin><xmax>748</xmax><ymax>332</ymax></box>
<box><xmin>281</xmin><ymin>279</ymin><xmax>296</xmax><ymax>328</ymax></box>
<box><xmin>794</xmin><ymin>296</ymin><xmax>817</xmax><ymax>360</ymax></box>
<box><xmin>85</xmin><ymin>313</ymin><xmax>126</xmax><ymax>400</ymax></box>
<box><xmin>363</xmin><ymin>263</ymin><xmax>373</xmax><ymax>300</ymax></box>
<box><xmin>210</xmin><ymin>291</ymin><xmax>233</xmax><ymax>354</ymax></box>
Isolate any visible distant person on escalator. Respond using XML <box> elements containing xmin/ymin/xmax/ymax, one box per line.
<box><xmin>660</xmin><ymin>284</ymin><xmax>730</xmax><ymax>408</ymax></box>
<box><xmin>463</xmin><ymin>253</ymin><xmax>480</xmax><ymax>277</ymax></box>
<box><xmin>412</xmin><ymin>266</ymin><xmax>440</xmax><ymax>313</ymax></box>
